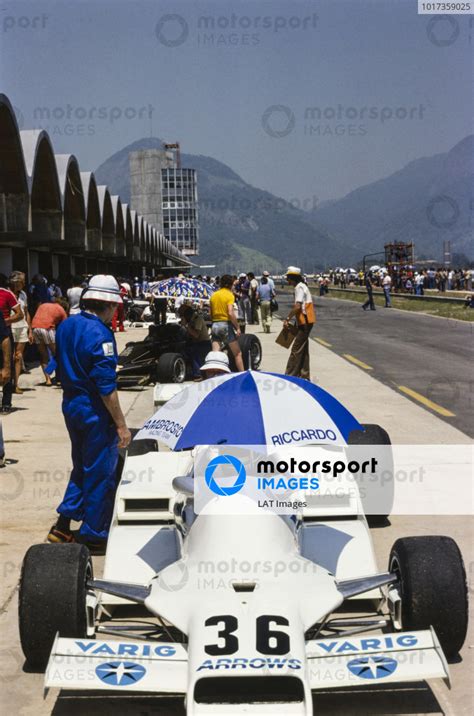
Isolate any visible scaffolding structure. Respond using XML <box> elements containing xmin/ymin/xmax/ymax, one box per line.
<box><xmin>384</xmin><ymin>242</ymin><xmax>414</xmax><ymax>272</ymax></box>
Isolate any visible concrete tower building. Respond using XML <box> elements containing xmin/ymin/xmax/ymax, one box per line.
<box><xmin>129</xmin><ymin>146</ymin><xmax>199</xmax><ymax>256</ymax></box>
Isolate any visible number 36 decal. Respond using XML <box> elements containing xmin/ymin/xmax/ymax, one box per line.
<box><xmin>205</xmin><ymin>615</ymin><xmax>290</xmax><ymax>656</ymax></box>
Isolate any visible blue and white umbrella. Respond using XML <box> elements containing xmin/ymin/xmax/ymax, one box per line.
<box><xmin>148</xmin><ymin>277</ymin><xmax>215</xmax><ymax>300</ymax></box>
<box><xmin>135</xmin><ymin>371</ymin><xmax>362</xmax><ymax>449</ymax></box>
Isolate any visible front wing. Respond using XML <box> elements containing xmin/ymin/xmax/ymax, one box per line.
<box><xmin>45</xmin><ymin>629</ymin><xmax>448</xmax><ymax>695</ymax></box>
<box><xmin>45</xmin><ymin>635</ymin><xmax>187</xmax><ymax>694</ymax></box>
<box><xmin>306</xmin><ymin>629</ymin><xmax>449</xmax><ymax>690</ymax></box>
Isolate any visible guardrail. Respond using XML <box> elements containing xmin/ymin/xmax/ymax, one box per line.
<box><xmin>322</xmin><ymin>287</ymin><xmax>467</xmax><ymax>304</ymax></box>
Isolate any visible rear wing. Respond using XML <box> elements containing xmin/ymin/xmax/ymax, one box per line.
<box><xmin>306</xmin><ymin>628</ymin><xmax>449</xmax><ymax>690</ymax></box>
<box><xmin>45</xmin><ymin>635</ymin><xmax>187</xmax><ymax>694</ymax></box>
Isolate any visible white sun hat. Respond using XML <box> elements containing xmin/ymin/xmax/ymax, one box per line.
<box><xmin>286</xmin><ymin>266</ymin><xmax>302</xmax><ymax>276</ymax></box>
<box><xmin>82</xmin><ymin>275</ymin><xmax>123</xmax><ymax>303</ymax></box>
<box><xmin>200</xmin><ymin>351</ymin><xmax>231</xmax><ymax>374</ymax></box>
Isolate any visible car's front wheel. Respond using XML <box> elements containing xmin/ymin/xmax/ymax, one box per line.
<box><xmin>19</xmin><ymin>543</ymin><xmax>92</xmax><ymax>670</ymax></box>
<box><xmin>389</xmin><ymin>536</ymin><xmax>468</xmax><ymax>659</ymax></box>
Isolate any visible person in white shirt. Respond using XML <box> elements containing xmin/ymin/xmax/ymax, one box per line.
<box><xmin>415</xmin><ymin>272</ymin><xmax>424</xmax><ymax>296</ymax></box>
<box><xmin>262</xmin><ymin>270</ymin><xmax>275</xmax><ymax>291</ymax></box>
<box><xmin>67</xmin><ymin>276</ymin><xmax>84</xmax><ymax>315</ymax></box>
<box><xmin>283</xmin><ymin>266</ymin><xmax>315</xmax><ymax>380</ymax></box>
<box><xmin>9</xmin><ymin>271</ymin><xmax>33</xmax><ymax>393</ymax></box>
<box><xmin>382</xmin><ymin>273</ymin><xmax>392</xmax><ymax>308</ymax></box>
<box><xmin>448</xmin><ymin>269</ymin><xmax>454</xmax><ymax>291</ymax></box>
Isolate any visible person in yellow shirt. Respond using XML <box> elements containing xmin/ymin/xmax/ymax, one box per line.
<box><xmin>210</xmin><ymin>275</ymin><xmax>244</xmax><ymax>371</ymax></box>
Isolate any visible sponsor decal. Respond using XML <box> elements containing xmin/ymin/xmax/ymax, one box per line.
<box><xmin>270</xmin><ymin>428</ymin><xmax>337</xmax><ymax>445</ymax></box>
<box><xmin>141</xmin><ymin>418</ymin><xmax>184</xmax><ymax>438</ymax></box>
<box><xmin>102</xmin><ymin>341</ymin><xmax>114</xmax><ymax>356</ymax></box>
<box><xmin>315</xmin><ymin>635</ymin><xmax>418</xmax><ymax>654</ymax></box>
<box><xmin>75</xmin><ymin>641</ymin><xmax>176</xmax><ymax>657</ymax></box>
<box><xmin>95</xmin><ymin>660</ymin><xmax>146</xmax><ymax>686</ymax></box>
<box><xmin>197</xmin><ymin>657</ymin><xmax>302</xmax><ymax>671</ymax></box>
<box><xmin>347</xmin><ymin>655</ymin><xmax>398</xmax><ymax>680</ymax></box>
<box><xmin>205</xmin><ymin>455</ymin><xmax>247</xmax><ymax>496</ymax></box>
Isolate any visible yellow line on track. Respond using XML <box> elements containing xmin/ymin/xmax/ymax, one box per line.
<box><xmin>343</xmin><ymin>354</ymin><xmax>373</xmax><ymax>370</ymax></box>
<box><xmin>315</xmin><ymin>337</ymin><xmax>332</xmax><ymax>348</ymax></box>
<box><xmin>398</xmin><ymin>385</ymin><xmax>455</xmax><ymax>417</ymax></box>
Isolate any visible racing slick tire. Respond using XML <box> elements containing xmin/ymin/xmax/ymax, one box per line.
<box><xmin>347</xmin><ymin>423</ymin><xmax>393</xmax><ymax>525</ymax></box>
<box><xmin>389</xmin><ymin>536</ymin><xmax>468</xmax><ymax>658</ymax></box>
<box><xmin>156</xmin><ymin>352</ymin><xmax>186</xmax><ymax>383</ymax></box>
<box><xmin>19</xmin><ymin>543</ymin><xmax>92</xmax><ymax>670</ymax></box>
<box><xmin>231</xmin><ymin>333</ymin><xmax>262</xmax><ymax>370</ymax></box>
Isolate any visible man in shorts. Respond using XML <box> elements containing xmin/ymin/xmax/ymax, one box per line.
<box><xmin>209</xmin><ymin>274</ymin><xmax>244</xmax><ymax>371</ymax></box>
<box><xmin>31</xmin><ymin>298</ymin><xmax>68</xmax><ymax>386</ymax></box>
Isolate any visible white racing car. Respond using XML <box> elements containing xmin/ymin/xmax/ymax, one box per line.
<box><xmin>19</xmin><ymin>434</ymin><xmax>468</xmax><ymax>714</ymax></box>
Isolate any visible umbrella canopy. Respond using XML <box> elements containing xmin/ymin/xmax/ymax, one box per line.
<box><xmin>369</xmin><ymin>264</ymin><xmax>381</xmax><ymax>272</ymax></box>
<box><xmin>135</xmin><ymin>371</ymin><xmax>362</xmax><ymax>449</ymax></box>
<box><xmin>148</xmin><ymin>277</ymin><xmax>215</xmax><ymax>300</ymax></box>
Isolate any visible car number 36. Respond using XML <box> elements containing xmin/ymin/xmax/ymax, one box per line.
<box><xmin>204</xmin><ymin>615</ymin><xmax>290</xmax><ymax>656</ymax></box>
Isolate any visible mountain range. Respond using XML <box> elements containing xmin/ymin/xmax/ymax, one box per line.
<box><xmin>95</xmin><ymin>135</ymin><xmax>473</xmax><ymax>271</ymax></box>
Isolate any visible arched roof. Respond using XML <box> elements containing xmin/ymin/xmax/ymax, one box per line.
<box><xmin>111</xmin><ymin>195</ymin><xmax>125</xmax><ymax>257</ymax></box>
<box><xmin>96</xmin><ymin>186</ymin><xmax>115</xmax><ymax>236</ymax></box>
<box><xmin>0</xmin><ymin>94</ymin><xmax>28</xmax><ymax>195</ymax></box>
<box><xmin>80</xmin><ymin>172</ymin><xmax>100</xmax><ymax>229</ymax></box>
<box><xmin>22</xmin><ymin>130</ymin><xmax>62</xmax><ymax>237</ymax></box>
<box><xmin>130</xmin><ymin>210</ymin><xmax>139</xmax><ymax>243</ymax></box>
<box><xmin>2</xmin><ymin>92</ymin><xmax>191</xmax><ymax>267</ymax></box>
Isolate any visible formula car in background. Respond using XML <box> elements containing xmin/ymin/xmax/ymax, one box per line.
<box><xmin>19</xmin><ymin>438</ymin><xmax>467</xmax><ymax>714</ymax></box>
<box><xmin>116</xmin><ymin>322</ymin><xmax>262</xmax><ymax>387</ymax></box>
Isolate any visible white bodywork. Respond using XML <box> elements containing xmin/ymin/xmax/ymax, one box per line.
<box><xmin>45</xmin><ymin>446</ymin><xmax>450</xmax><ymax>713</ymax></box>
<box><xmin>153</xmin><ymin>381</ymin><xmax>192</xmax><ymax>407</ymax></box>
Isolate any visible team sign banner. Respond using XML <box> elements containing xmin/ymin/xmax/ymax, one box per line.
<box><xmin>193</xmin><ymin>444</ymin><xmax>474</xmax><ymax>516</ymax></box>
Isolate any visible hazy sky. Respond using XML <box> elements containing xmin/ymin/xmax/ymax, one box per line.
<box><xmin>2</xmin><ymin>0</ymin><xmax>472</xmax><ymax>203</ymax></box>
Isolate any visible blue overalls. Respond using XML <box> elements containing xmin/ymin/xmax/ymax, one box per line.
<box><xmin>55</xmin><ymin>311</ymin><xmax>119</xmax><ymax>540</ymax></box>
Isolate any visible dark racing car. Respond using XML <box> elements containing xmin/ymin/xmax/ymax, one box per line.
<box><xmin>116</xmin><ymin>322</ymin><xmax>262</xmax><ymax>387</ymax></box>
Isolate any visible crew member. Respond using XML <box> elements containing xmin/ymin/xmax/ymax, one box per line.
<box><xmin>210</xmin><ymin>274</ymin><xmax>244</xmax><ymax>371</ymax></box>
<box><xmin>179</xmin><ymin>304</ymin><xmax>211</xmax><ymax>379</ymax></box>
<box><xmin>200</xmin><ymin>351</ymin><xmax>231</xmax><ymax>379</ymax></box>
<box><xmin>47</xmin><ymin>275</ymin><xmax>131</xmax><ymax>549</ymax></box>
<box><xmin>284</xmin><ymin>266</ymin><xmax>315</xmax><ymax>380</ymax></box>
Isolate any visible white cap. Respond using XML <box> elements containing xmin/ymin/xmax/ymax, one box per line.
<box><xmin>82</xmin><ymin>275</ymin><xmax>122</xmax><ymax>303</ymax></box>
<box><xmin>200</xmin><ymin>351</ymin><xmax>231</xmax><ymax>374</ymax></box>
<box><xmin>286</xmin><ymin>266</ymin><xmax>302</xmax><ymax>276</ymax></box>
<box><xmin>263</xmin><ymin>270</ymin><xmax>270</xmax><ymax>276</ymax></box>
<box><xmin>239</xmin><ymin>272</ymin><xmax>247</xmax><ymax>279</ymax></box>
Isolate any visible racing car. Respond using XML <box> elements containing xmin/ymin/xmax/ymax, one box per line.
<box><xmin>19</xmin><ymin>427</ymin><xmax>468</xmax><ymax>714</ymax></box>
<box><xmin>116</xmin><ymin>322</ymin><xmax>262</xmax><ymax>387</ymax></box>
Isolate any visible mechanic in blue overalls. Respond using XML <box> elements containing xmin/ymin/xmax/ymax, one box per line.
<box><xmin>47</xmin><ymin>275</ymin><xmax>131</xmax><ymax>550</ymax></box>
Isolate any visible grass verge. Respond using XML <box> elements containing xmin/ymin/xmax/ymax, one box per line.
<box><xmin>327</xmin><ymin>289</ymin><xmax>474</xmax><ymax>322</ymax></box>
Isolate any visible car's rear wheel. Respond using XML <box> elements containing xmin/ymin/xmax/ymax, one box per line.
<box><xmin>156</xmin><ymin>352</ymin><xmax>186</xmax><ymax>383</ymax></box>
<box><xmin>232</xmin><ymin>333</ymin><xmax>262</xmax><ymax>370</ymax></box>
<box><xmin>389</xmin><ymin>536</ymin><xmax>468</xmax><ymax>658</ymax></box>
<box><xmin>19</xmin><ymin>544</ymin><xmax>92</xmax><ymax>670</ymax></box>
